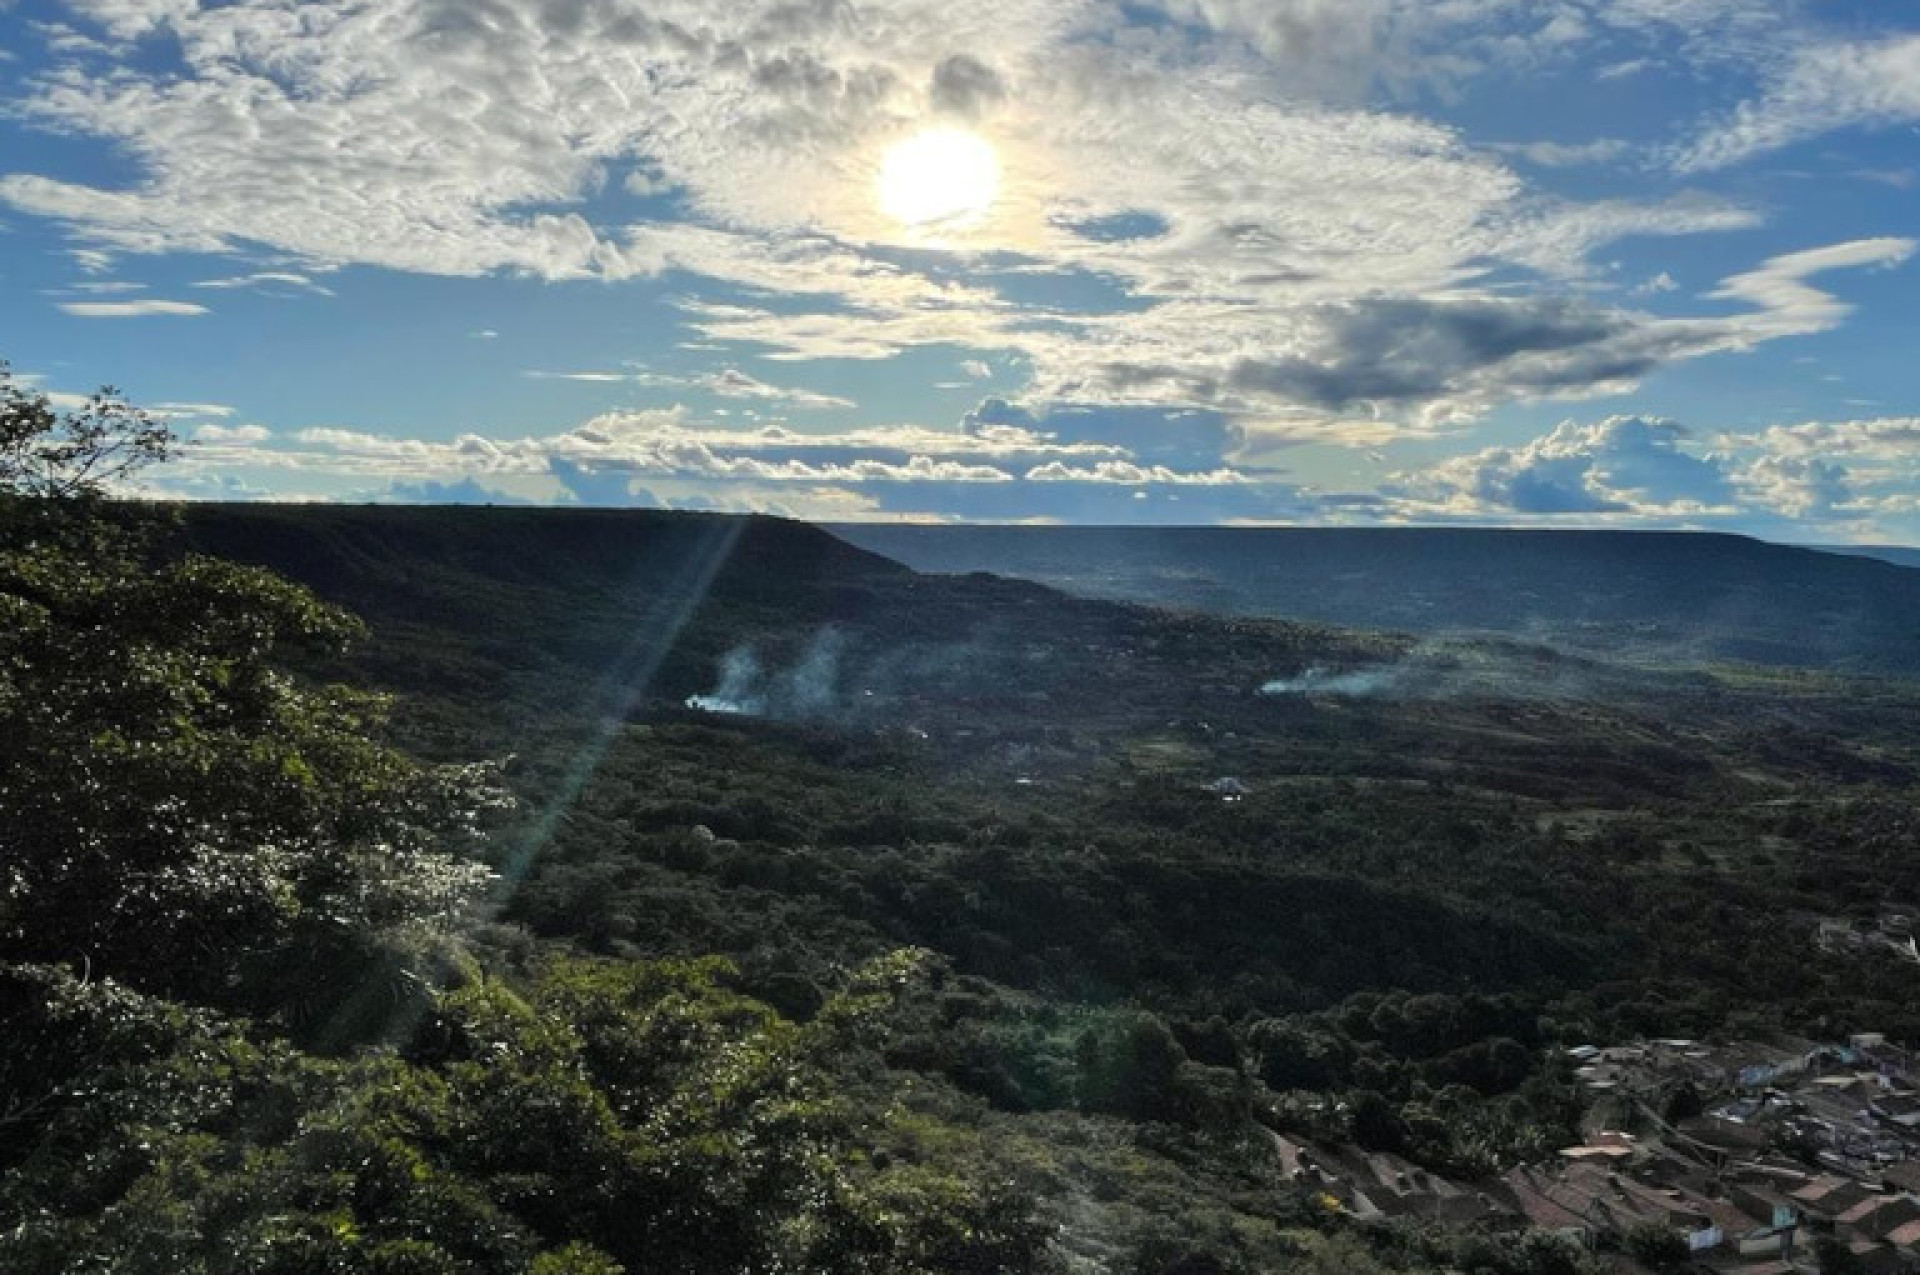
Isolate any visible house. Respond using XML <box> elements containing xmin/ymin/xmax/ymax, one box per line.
<box><xmin>1834</xmin><ymin>1194</ymin><xmax>1920</xmax><ymax>1242</ymax></box>
<box><xmin>1883</xmin><ymin>1218</ymin><xmax>1920</xmax><ymax>1257</ymax></box>
<box><xmin>1792</xmin><ymin>1175</ymin><xmax>1875</xmax><ymax>1221</ymax></box>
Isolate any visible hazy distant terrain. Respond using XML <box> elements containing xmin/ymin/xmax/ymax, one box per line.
<box><xmin>834</xmin><ymin>524</ymin><xmax>1920</xmax><ymax>675</ymax></box>
<box><xmin>1806</xmin><ymin>543</ymin><xmax>1920</xmax><ymax>570</ymax></box>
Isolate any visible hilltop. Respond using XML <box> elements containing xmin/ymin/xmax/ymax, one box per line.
<box><xmin>832</xmin><ymin>524</ymin><xmax>1920</xmax><ymax>674</ymax></box>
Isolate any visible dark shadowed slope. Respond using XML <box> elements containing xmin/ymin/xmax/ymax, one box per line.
<box><xmin>179</xmin><ymin>505</ymin><xmax>910</xmax><ymax>730</ymax></box>
<box><xmin>831</xmin><ymin>525</ymin><xmax>1920</xmax><ymax>674</ymax></box>
<box><xmin>174</xmin><ymin>504</ymin><xmax>1381</xmax><ymax>745</ymax></box>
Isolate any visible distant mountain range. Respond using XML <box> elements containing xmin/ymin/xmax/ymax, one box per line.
<box><xmin>832</xmin><ymin>525</ymin><xmax>1920</xmax><ymax>675</ymax></box>
<box><xmin>176</xmin><ymin>507</ymin><xmax>1920</xmax><ymax>681</ymax></box>
<box><xmin>1803</xmin><ymin>544</ymin><xmax>1920</xmax><ymax>570</ymax></box>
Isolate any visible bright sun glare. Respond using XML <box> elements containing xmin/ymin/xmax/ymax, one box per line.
<box><xmin>877</xmin><ymin>127</ymin><xmax>1000</xmax><ymax>230</ymax></box>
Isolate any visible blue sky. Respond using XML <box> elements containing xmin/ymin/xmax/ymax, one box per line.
<box><xmin>2</xmin><ymin>0</ymin><xmax>1917</xmax><ymax>539</ymax></box>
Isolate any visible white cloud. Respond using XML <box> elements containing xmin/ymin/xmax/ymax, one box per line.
<box><xmin>3</xmin><ymin>0</ymin><xmax>1911</xmax><ymax>460</ymax></box>
<box><xmin>1706</xmin><ymin>237</ymin><xmax>1915</xmax><ymax>341</ymax></box>
<box><xmin>1024</xmin><ymin>460</ymin><xmax>1249</xmax><ymax>486</ymax></box>
<box><xmin>150</xmin><ymin>401</ymin><xmax>239</xmax><ymax>419</ymax></box>
<box><xmin>1397</xmin><ymin>415</ymin><xmax>1738</xmax><ymax>517</ymax></box>
<box><xmin>192</xmin><ymin>271</ymin><xmax>335</xmax><ymax>297</ymax></box>
<box><xmin>1743</xmin><ymin>417</ymin><xmax>1920</xmax><ymax>462</ymax></box>
<box><xmin>65</xmin><ymin>0</ymin><xmax>198</xmax><ymax>41</ymax></box>
<box><xmin>57</xmin><ymin>298</ymin><xmax>208</xmax><ymax>317</ymax></box>
<box><xmin>68</xmin><ymin>247</ymin><xmax>115</xmax><ymax>274</ymax></box>
<box><xmin>1678</xmin><ymin>34</ymin><xmax>1920</xmax><ymax>171</ymax></box>
<box><xmin>526</xmin><ymin>366</ymin><xmax>858</xmax><ymax>412</ymax></box>
<box><xmin>192</xmin><ymin>422</ymin><xmax>270</xmax><ymax>442</ymax></box>
<box><xmin>49</xmin><ymin>280</ymin><xmax>146</xmax><ymax>295</ymax></box>
<box><xmin>679</xmin><ymin>368</ymin><xmax>856</xmax><ymax>412</ymax></box>
<box><xmin>1492</xmin><ymin>138</ymin><xmax>1634</xmax><ymax>168</ymax></box>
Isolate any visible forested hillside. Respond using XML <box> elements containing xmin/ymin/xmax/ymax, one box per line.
<box><xmin>170</xmin><ymin>503</ymin><xmax>1920</xmax><ymax>1266</ymax></box>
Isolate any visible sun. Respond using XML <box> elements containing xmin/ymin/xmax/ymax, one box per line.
<box><xmin>877</xmin><ymin>127</ymin><xmax>1000</xmax><ymax>230</ymax></box>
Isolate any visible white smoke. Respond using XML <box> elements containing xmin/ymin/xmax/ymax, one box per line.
<box><xmin>685</xmin><ymin>647</ymin><xmax>768</xmax><ymax>715</ymax></box>
<box><xmin>686</xmin><ymin>630</ymin><xmax>847</xmax><ymax>719</ymax></box>
<box><xmin>1258</xmin><ymin>666</ymin><xmax>1406</xmax><ymax>697</ymax></box>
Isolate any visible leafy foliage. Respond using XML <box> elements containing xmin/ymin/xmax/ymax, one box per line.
<box><xmin>1</xmin><ymin>362</ymin><xmax>174</xmax><ymax>501</ymax></box>
<box><xmin>0</xmin><ymin>501</ymin><xmax>501</xmax><ymax>1030</ymax></box>
<box><xmin>0</xmin><ymin>955</ymin><xmax>1056</xmax><ymax>1275</ymax></box>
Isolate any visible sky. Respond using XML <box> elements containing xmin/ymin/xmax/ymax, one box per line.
<box><xmin>1</xmin><ymin>0</ymin><xmax>1918</xmax><ymax>539</ymax></box>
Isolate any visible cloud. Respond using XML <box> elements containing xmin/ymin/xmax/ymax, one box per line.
<box><xmin>527</xmin><ymin>366</ymin><xmax>857</xmax><ymax>411</ymax></box>
<box><xmin>1743</xmin><ymin>417</ymin><xmax>1920</xmax><ymax>462</ymax></box>
<box><xmin>929</xmin><ymin>54</ymin><xmax>1007</xmax><ymax>120</ymax></box>
<box><xmin>1398</xmin><ymin>415</ymin><xmax>1737</xmax><ymax>516</ymax></box>
<box><xmin>1023</xmin><ymin>460</ymin><xmax>1249</xmax><ymax>486</ymax></box>
<box><xmin>1677</xmin><ymin>34</ymin><xmax>1920</xmax><ymax>171</ymax></box>
<box><xmin>64</xmin><ymin>0</ymin><xmax>199</xmax><ymax>41</ymax></box>
<box><xmin>150</xmin><ymin>402</ymin><xmax>239</xmax><ymax>420</ymax></box>
<box><xmin>1493</xmin><ymin>139</ymin><xmax>1634</xmax><ymax>168</ymax></box>
<box><xmin>963</xmin><ymin>398</ymin><xmax>1238</xmax><ymax>470</ymax></box>
<box><xmin>1391</xmin><ymin>406</ymin><xmax>1920</xmax><ymax>534</ymax></box>
<box><xmin>50</xmin><ymin>280</ymin><xmax>146</xmax><ymax>295</ymax></box>
<box><xmin>376</xmin><ymin>477</ymin><xmax>533</xmax><ymax>506</ymax></box>
<box><xmin>5</xmin><ymin>0</ymin><xmax>1914</xmax><ymax>474</ymax></box>
<box><xmin>192</xmin><ymin>271</ymin><xmax>335</xmax><ymax>297</ymax></box>
<box><xmin>1734</xmin><ymin>453</ymin><xmax>1853</xmax><ymax>521</ymax></box>
<box><xmin>57</xmin><ymin>298</ymin><xmax>207</xmax><ymax>317</ymax></box>
<box><xmin>688</xmin><ymin>368</ymin><xmax>856</xmax><ymax>411</ymax></box>
<box><xmin>192</xmin><ymin>422</ymin><xmax>269</xmax><ymax>442</ymax></box>
<box><xmin>1706</xmin><ymin>238</ymin><xmax>1915</xmax><ymax>340</ymax></box>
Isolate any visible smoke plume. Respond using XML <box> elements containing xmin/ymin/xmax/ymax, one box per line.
<box><xmin>686</xmin><ymin>629</ymin><xmax>847</xmax><ymax>719</ymax></box>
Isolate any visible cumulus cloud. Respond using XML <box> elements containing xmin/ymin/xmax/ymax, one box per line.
<box><xmin>1390</xmin><ymin>406</ymin><xmax>1920</xmax><ymax>535</ymax></box>
<box><xmin>1735</xmin><ymin>453</ymin><xmax>1853</xmax><ymax>521</ymax></box>
<box><xmin>1744</xmin><ymin>417</ymin><xmax>1920</xmax><ymax>461</ymax></box>
<box><xmin>1398</xmin><ymin>416</ymin><xmax>1737</xmax><ymax>516</ymax></box>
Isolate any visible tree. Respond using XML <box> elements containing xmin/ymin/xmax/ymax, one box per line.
<box><xmin>1</xmin><ymin>363</ymin><xmax>502</xmax><ymax>1043</ymax></box>
<box><xmin>1624</xmin><ymin>1221</ymin><xmax>1689</xmax><ymax>1273</ymax></box>
<box><xmin>0</xmin><ymin>364</ymin><xmax>1058</xmax><ymax>1274</ymax></box>
<box><xmin>1</xmin><ymin>362</ymin><xmax>173</xmax><ymax>500</ymax></box>
<box><xmin>1813</xmin><ymin>1233</ymin><xmax>1866</xmax><ymax>1275</ymax></box>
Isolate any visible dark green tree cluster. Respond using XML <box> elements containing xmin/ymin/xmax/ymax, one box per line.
<box><xmin>0</xmin><ymin>366</ymin><xmax>1055</xmax><ymax>1274</ymax></box>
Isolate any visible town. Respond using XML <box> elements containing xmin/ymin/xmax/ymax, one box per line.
<box><xmin>1275</xmin><ymin>1033</ymin><xmax>1920</xmax><ymax>1273</ymax></box>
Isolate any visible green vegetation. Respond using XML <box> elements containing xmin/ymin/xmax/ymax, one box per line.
<box><xmin>8</xmin><ymin>363</ymin><xmax>1920</xmax><ymax>1272</ymax></box>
